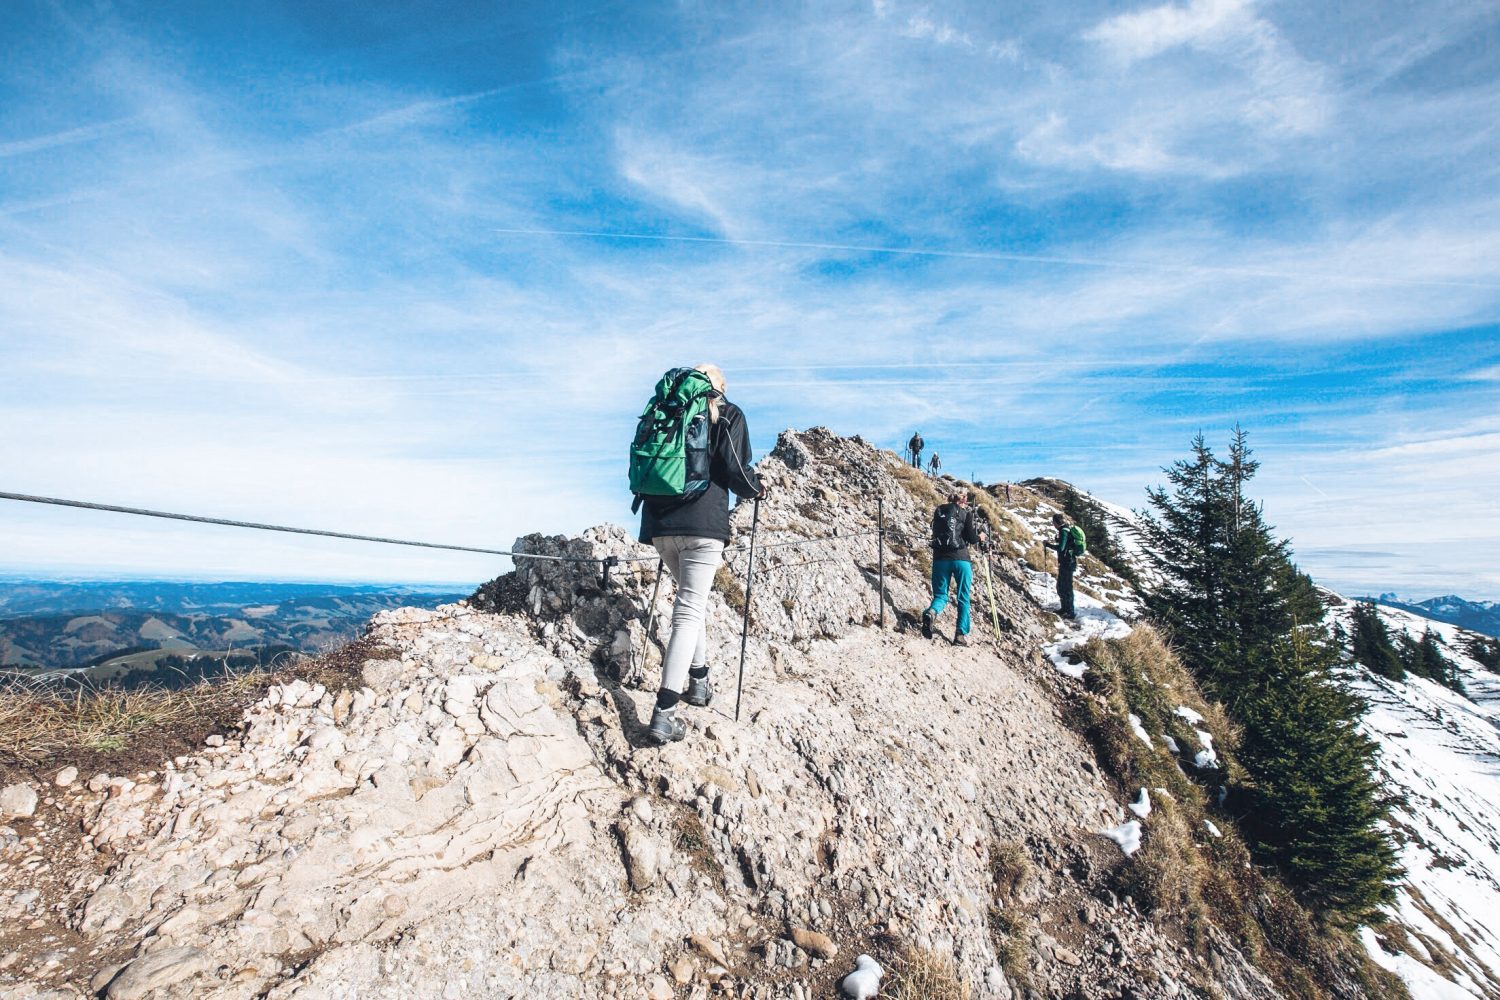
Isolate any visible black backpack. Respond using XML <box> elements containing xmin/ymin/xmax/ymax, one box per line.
<box><xmin>933</xmin><ymin>504</ymin><xmax>966</xmax><ymax>551</ymax></box>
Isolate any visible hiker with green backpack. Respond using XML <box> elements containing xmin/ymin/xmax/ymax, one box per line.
<box><xmin>630</xmin><ymin>364</ymin><xmax>764</xmax><ymax>745</ymax></box>
<box><xmin>1052</xmin><ymin>512</ymin><xmax>1086</xmax><ymax>620</ymax></box>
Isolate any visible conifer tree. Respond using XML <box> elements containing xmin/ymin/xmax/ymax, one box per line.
<box><xmin>1401</xmin><ymin>630</ymin><xmax>1464</xmax><ymax>693</ymax></box>
<box><xmin>1139</xmin><ymin>430</ymin><xmax>1401</xmax><ymax>923</ymax></box>
<box><xmin>1057</xmin><ymin>486</ymin><xmax>1140</xmax><ymax>587</ymax></box>
<box><xmin>1350</xmin><ymin>601</ymin><xmax>1405</xmax><ymax>681</ymax></box>
<box><xmin>1465</xmin><ymin>634</ymin><xmax>1500</xmax><ymax>671</ymax></box>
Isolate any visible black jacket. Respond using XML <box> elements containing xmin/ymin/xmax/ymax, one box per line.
<box><xmin>639</xmin><ymin>400</ymin><xmax>762</xmax><ymax>544</ymax></box>
<box><xmin>931</xmin><ymin>503</ymin><xmax>982</xmax><ymax>563</ymax></box>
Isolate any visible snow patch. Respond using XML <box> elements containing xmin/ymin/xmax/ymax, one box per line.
<box><xmin>1361</xmin><ymin>927</ymin><xmax>1484</xmax><ymax>1000</ymax></box>
<box><xmin>1192</xmin><ymin>729</ymin><xmax>1218</xmax><ymax>769</ymax></box>
<box><xmin>1103</xmin><ymin>819</ymin><xmax>1143</xmax><ymax>857</ymax></box>
<box><xmin>1174</xmin><ymin>705</ymin><xmax>1204</xmax><ymax>724</ymax></box>
<box><xmin>1128</xmin><ymin>788</ymin><xmax>1152</xmax><ymax>819</ymax></box>
<box><xmin>1128</xmin><ymin>713</ymin><xmax>1154</xmax><ymax>748</ymax></box>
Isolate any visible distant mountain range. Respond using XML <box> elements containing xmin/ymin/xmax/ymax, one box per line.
<box><xmin>1365</xmin><ymin>593</ymin><xmax>1500</xmax><ymax>639</ymax></box>
<box><xmin>0</xmin><ymin>579</ymin><xmax>469</xmax><ymax>678</ymax></box>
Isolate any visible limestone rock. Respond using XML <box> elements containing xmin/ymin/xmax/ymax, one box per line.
<box><xmin>620</xmin><ymin>825</ymin><xmax>660</xmax><ymax>891</ymax></box>
<box><xmin>690</xmin><ymin>934</ymin><xmax>729</xmax><ymax>967</ymax></box>
<box><xmin>105</xmin><ymin>946</ymin><xmax>210</xmax><ymax>999</ymax></box>
<box><xmin>0</xmin><ymin>782</ymin><xmax>38</xmax><ymax>820</ymax></box>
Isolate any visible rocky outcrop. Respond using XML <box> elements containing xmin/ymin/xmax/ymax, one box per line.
<box><xmin>2</xmin><ymin>429</ymin><xmax>1287</xmax><ymax>1000</ymax></box>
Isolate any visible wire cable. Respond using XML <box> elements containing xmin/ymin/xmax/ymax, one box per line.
<box><xmin>0</xmin><ymin>491</ymin><xmax>593</xmax><ymax>563</ymax></box>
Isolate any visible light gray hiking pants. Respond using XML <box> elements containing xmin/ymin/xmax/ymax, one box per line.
<box><xmin>652</xmin><ymin>535</ymin><xmax>725</xmax><ymax>695</ymax></box>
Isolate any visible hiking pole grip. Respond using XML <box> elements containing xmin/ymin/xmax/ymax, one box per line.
<box><xmin>734</xmin><ymin>497</ymin><xmax>761</xmax><ymax>723</ymax></box>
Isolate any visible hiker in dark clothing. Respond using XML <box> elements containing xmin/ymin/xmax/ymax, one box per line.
<box><xmin>921</xmin><ymin>491</ymin><xmax>987</xmax><ymax>646</ymax></box>
<box><xmin>638</xmin><ymin>364</ymin><xmax>764</xmax><ymax>744</ymax></box>
<box><xmin>1052</xmin><ymin>513</ymin><xmax>1079</xmax><ymax>620</ymax></box>
<box><xmin>908</xmin><ymin>432</ymin><xmax>924</xmax><ymax>468</ymax></box>
<box><xmin>928</xmin><ymin>453</ymin><xmax>941</xmax><ymax>477</ymax></box>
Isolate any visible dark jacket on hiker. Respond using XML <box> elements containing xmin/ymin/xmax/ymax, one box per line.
<box><xmin>931</xmin><ymin>503</ymin><xmax>982</xmax><ymax>563</ymax></box>
<box><xmin>639</xmin><ymin>401</ymin><xmax>762</xmax><ymax>545</ymax></box>
<box><xmin>1054</xmin><ymin>522</ymin><xmax>1079</xmax><ymax>617</ymax></box>
<box><xmin>1055</xmin><ymin>524</ymin><xmax>1081</xmax><ymax>568</ymax></box>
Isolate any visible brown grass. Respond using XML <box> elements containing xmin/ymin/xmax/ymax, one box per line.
<box><xmin>1072</xmin><ymin>625</ymin><xmax>1410</xmax><ymax>1000</ymax></box>
<box><xmin>986</xmin><ymin>906</ymin><xmax>1033</xmax><ymax>995</ymax></box>
<box><xmin>990</xmin><ymin>841</ymin><xmax>1033</xmax><ymax>899</ymax></box>
<box><xmin>714</xmin><ymin>563</ymin><xmax>747</xmax><ymax>614</ymax></box>
<box><xmin>0</xmin><ymin>635</ymin><xmax>394</xmax><ymax>782</ymax></box>
<box><xmin>887</xmin><ymin>948</ymin><xmax>972</xmax><ymax>1000</ymax></box>
<box><xmin>890</xmin><ymin>461</ymin><xmax>944</xmax><ymax>509</ymax></box>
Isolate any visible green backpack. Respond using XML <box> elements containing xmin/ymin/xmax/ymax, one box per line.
<box><xmin>629</xmin><ymin>368</ymin><xmax>718</xmax><ymax>510</ymax></box>
<box><xmin>1065</xmin><ymin>524</ymin><xmax>1087</xmax><ymax>556</ymax></box>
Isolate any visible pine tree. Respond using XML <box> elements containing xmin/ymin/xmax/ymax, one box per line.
<box><xmin>1465</xmin><ymin>634</ymin><xmax>1500</xmax><ymax>671</ymax></box>
<box><xmin>1350</xmin><ymin>601</ymin><xmax>1405</xmax><ymax>681</ymax></box>
<box><xmin>1057</xmin><ymin>486</ymin><xmax>1140</xmax><ymax>588</ymax></box>
<box><xmin>1401</xmin><ymin>630</ymin><xmax>1464</xmax><ymax>694</ymax></box>
<box><xmin>1140</xmin><ymin>430</ymin><xmax>1402</xmax><ymax>923</ymax></box>
<box><xmin>1237</xmin><ymin>625</ymin><xmax>1401</xmax><ymax>924</ymax></box>
<box><xmin>1140</xmin><ymin>428</ymin><xmax>1295</xmax><ymax>713</ymax></box>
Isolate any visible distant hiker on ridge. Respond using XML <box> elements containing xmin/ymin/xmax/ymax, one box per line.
<box><xmin>921</xmin><ymin>490</ymin><xmax>987</xmax><ymax>646</ymax></box>
<box><xmin>631</xmin><ymin>364</ymin><xmax>765</xmax><ymax>745</ymax></box>
<box><xmin>928</xmin><ymin>452</ymin><xmax>941</xmax><ymax>477</ymax></box>
<box><xmin>908</xmin><ymin>432</ymin><xmax>924</xmax><ymax>468</ymax></box>
<box><xmin>1052</xmin><ymin>512</ymin><xmax>1086</xmax><ymax>621</ymax></box>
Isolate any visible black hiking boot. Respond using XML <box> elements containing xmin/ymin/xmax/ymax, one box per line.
<box><xmin>647</xmin><ymin>706</ymin><xmax>687</xmax><ymax>745</ymax></box>
<box><xmin>921</xmin><ymin>610</ymin><xmax>934</xmax><ymax>639</ymax></box>
<box><xmin>953</xmin><ymin>632</ymin><xmax>971</xmax><ymax>647</ymax></box>
<box><xmin>684</xmin><ymin>674</ymin><xmax>714</xmax><ymax>707</ymax></box>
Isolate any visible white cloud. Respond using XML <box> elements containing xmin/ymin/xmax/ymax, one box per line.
<box><xmin>902</xmin><ymin>13</ymin><xmax>976</xmax><ymax>50</ymax></box>
<box><xmin>615</xmin><ymin>133</ymin><xmax>753</xmax><ymax>238</ymax></box>
<box><xmin>1088</xmin><ymin>0</ymin><xmax>1251</xmax><ymax>65</ymax></box>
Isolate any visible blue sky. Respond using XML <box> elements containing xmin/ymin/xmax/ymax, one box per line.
<box><xmin>2</xmin><ymin>0</ymin><xmax>1498</xmax><ymax>598</ymax></box>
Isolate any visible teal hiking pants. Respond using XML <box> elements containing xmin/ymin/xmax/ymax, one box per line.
<box><xmin>927</xmin><ymin>558</ymin><xmax>973</xmax><ymax>635</ymax></box>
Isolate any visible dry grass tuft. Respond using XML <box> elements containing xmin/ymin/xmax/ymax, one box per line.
<box><xmin>713</xmin><ymin>563</ymin><xmax>747</xmax><ymax>614</ymax></box>
<box><xmin>889</xmin><ymin>461</ymin><xmax>944</xmax><ymax>509</ymax></box>
<box><xmin>0</xmin><ymin>635</ymin><xmax>394</xmax><ymax>780</ymax></box>
<box><xmin>990</xmin><ymin>841</ymin><xmax>1033</xmax><ymax>899</ymax></box>
<box><xmin>986</xmin><ymin>906</ymin><xmax>1033</xmax><ymax>995</ymax></box>
<box><xmin>888</xmin><ymin>948</ymin><xmax>972</xmax><ymax>1000</ymax></box>
<box><xmin>0</xmin><ymin>672</ymin><xmax>260</xmax><ymax>770</ymax></box>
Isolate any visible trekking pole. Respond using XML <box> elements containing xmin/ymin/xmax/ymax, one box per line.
<box><xmin>734</xmin><ymin>497</ymin><xmax>762</xmax><ymax>723</ymax></box>
<box><xmin>640</xmin><ymin>559</ymin><xmax>665</xmax><ymax>672</ymax></box>
<box><xmin>981</xmin><ymin>544</ymin><xmax>1000</xmax><ymax>639</ymax></box>
<box><xmin>877</xmin><ymin>494</ymin><xmax>886</xmax><ymax>629</ymax></box>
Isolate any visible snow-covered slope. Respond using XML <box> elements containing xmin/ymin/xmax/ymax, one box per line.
<box><xmin>1035</xmin><ymin>488</ymin><xmax>1500</xmax><ymax>1000</ymax></box>
<box><xmin>1326</xmin><ymin>599</ymin><xmax>1500</xmax><ymax>1000</ymax></box>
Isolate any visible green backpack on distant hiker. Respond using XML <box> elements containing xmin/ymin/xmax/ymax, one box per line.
<box><xmin>1062</xmin><ymin>524</ymin><xmax>1087</xmax><ymax>557</ymax></box>
<box><xmin>629</xmin><ymin>368</ymin><xmax>718</xmax><ymax>512</ymax></box>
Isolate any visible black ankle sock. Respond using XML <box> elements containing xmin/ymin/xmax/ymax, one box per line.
<box><xmin>689</xmin><ymin>666</ymin><xmax>709</xmax><ymax>679</ymax></box>
<box><xmin>655</xmin><ymin>688</ymin><xmax>680</xmax><ymax>711</ymax></box>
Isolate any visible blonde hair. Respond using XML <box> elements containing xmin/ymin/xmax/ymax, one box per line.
<box><xmin>696</xmin><ymin>363</ymin><xmax>726</xmax><ymax>423</ymax></box>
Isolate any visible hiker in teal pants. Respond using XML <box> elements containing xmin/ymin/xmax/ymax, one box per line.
<box><xmin>921</xmin><ymin>491</ymin><xmax>986</xmax><ymax>646</ymax></box>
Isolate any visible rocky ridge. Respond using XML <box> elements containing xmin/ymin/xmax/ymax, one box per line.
<box><xmin>1</xmin><ymin>429</ymin><xmax>1318</xmax><ymax>999</ymax></box>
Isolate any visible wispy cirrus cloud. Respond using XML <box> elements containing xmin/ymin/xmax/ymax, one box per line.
<box><xmin>0</xmin><ymin>0</ymin><xmax>1496</xmax><ymax>596</ymax></box>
